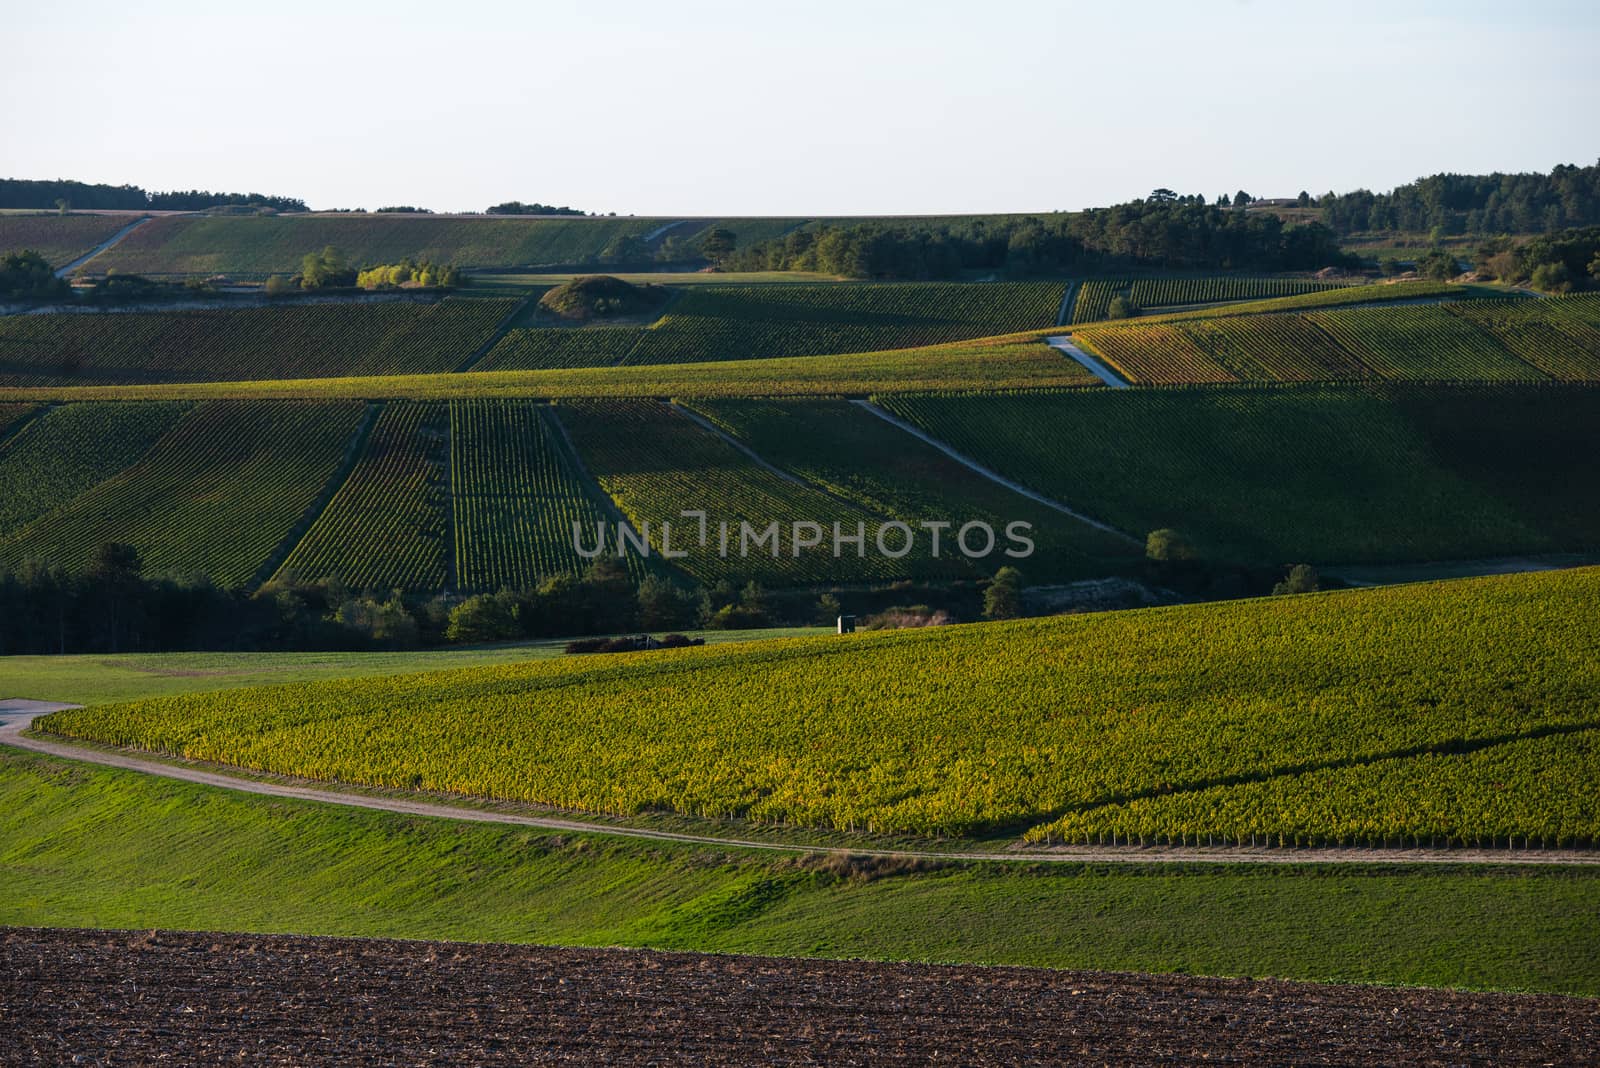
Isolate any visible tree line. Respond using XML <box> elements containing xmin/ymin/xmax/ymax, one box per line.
<box><xmin>0</xmin><ymin>177</ymin><xmax>307</xmax><ymax>213</ymax></box>
<box><xmin>723</xmin><ymin>196</ymin><xmax>1354</xmax><ymax>279</ymax></box>
<box><xmin>1318</xmin><ymin>161</ymin><xmax>1600</xmax><ymax>235</ymax></box>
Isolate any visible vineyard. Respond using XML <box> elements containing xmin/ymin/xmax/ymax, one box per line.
<box><xmin>0</xmin><ymin>213</ymin><xmax>144</xmax><ymax>269</ymax></box>
<box><xmin>877</xmin><ymin>385</ymin><xmax>1600</xmax><ymax>563</ymax></box>
<box><xmin>273</xmin><ymin>402</ymin><xmax>451</xmax><ymax>591</ymax></box>
<box><xmin>450</xmin><ymin>399</ymin><xmax>626</xmax><ymax>591</ymax></box>
<box><xmin>1443</xmin><ymin>294</ymin><xmax>1600</xmax><ymax>380</ymax></box>
<box><xmin>556</xmin><ymin>399</ymin><xmax>929</xmax><ymax>584</ymax></box>
<box><xmin>0</xmin><ymin>400</ymin><xmax>365</xmax><ymax>586</ymax></box>
<box><xmin>0</xmin><ymin>298</ymin><xmax>518</xmax><ymax>386</ymax></box>
<box><xmin>0</xmin><ymin>401</ymin><xmax>192</xmax><ymax>539</ymax></box>
<box><xmin>684</xmin><ymin>397</ymin><xmax>1140</xmax><ymax>579</ymax></box>
<box><xmin>82</xmin><ymin>215</ymin><xmax>680</xmax><ymax>277</ymax></box>
<box><xmin>1071</xmin><ymin>296</ymin><xmax>1591</xmax><ymax>385</ymax></box>
<box><xmin>35</xmin><ymin>567</ymin><xmax>1600</xmax><ymax>843</ymax></box>
<box><xmin>621</xmin><ymin>282</ymin><xmax>1066</xmax><ymax>364</ymax></box>
<box><xmin>1070</xmin><ymin>279</ymin><xmax>1131</xmax><ymax>323</ymax></box>
<box><xmin>1126</xmin><ymin>276</ymin><xmax>1343</xmax><ymax>308</ymax></box>
<box><xmin>1306</xmin><ymin>304</ymin><xmax>1546</xmax><ymax>381</ymax></box>
<box><xmin>472</xmin><ymin>326</ymin><xmax>644</xmax><ymax>371</ymax></box>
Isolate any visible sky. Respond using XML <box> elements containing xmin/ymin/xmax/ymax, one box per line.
<box><xmin>3</xmin><ymin>0</ymin><xmax>1597</xmax><ymax>216</ymax></box>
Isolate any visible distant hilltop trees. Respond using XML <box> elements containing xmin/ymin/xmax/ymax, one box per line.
<box><xmin>1318</xmin><ymin>161</ymin><xmax>1600</xmax><ymax>235</ymax></box>
<box><xmin>0</xmin><ymin>178</ymin><xmax>307</xmax><ymax>213</ymax></box>
<box><xmin>486</xmin><ymin>201</ymin><xmax>585</xmax><ymax>216</ymax></box>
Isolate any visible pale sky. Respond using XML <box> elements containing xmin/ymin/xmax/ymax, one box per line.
<box><xmin>3</xmin><ymin>0</ymin><xmax>1596</xmax><ymax>215</ymax></box>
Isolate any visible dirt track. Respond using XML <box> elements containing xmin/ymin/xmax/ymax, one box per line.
<box><xmin>3</xmin><ymin>701</ymin><xmax>1595</xmax><ymax>867</ymax></box>
<box><xmin>2</xmin><ymin>927</ymin><xmax>1594</xmax><ymax>1066</ymax></box>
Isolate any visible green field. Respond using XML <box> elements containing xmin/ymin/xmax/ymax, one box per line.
<box><xmin>878</xmin><ymin>385</ymin><xmax>1600</xmax><ymax>563</ymax></box>
<box><xmin>684</xmin><ymin>397</ymin><xmax>1139</xmax><ymax>580</ymax></box>
<box><xmin>0</xmin><ymin>298</ymin><xmax>517</xmax><ymax>386</ymax></box>
<box><xmin>4</xmin><ymin>751</ymin><xmax>1595</xmax><ymax>994</ymax></box>
<box><xmin>0</xmin><ymin>628</ymin><xmax>828</xmax><ymax>706</ymax></box>
<box><xmin>36</xmin><ymin>568</ymin><xmax>1600</xmax><ymax>845</ymax></box>
<box><xmin>0</xmin><ymin>213</ymin><xmax>143</xmax><ymax>268</ymax></box>
<box><xmin>273</xmin><ymin>401</ymin><xmax>451</xmax><ymax>591</ymax></box>
<box><xmin>0</xmin><ymin>400</ymin><xmax>365</xmax><ymax>586</ymax></box>
<box><xmin>622</xmin><ymin>282</ymin><xmax>1067</xmax><ymax>364</ymax></box>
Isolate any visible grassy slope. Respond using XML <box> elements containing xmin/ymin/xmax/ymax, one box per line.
<box><xmin>2</xmin><ymin>750</ymin><xmax>1595</xmax><ymax>996</ymax></box>
<box><xmin>0</xmin><ymin>628</ymin><xmax>827</xmax><ymax>706</ymax></box>
<box><xmin>35</xmin><ymin>569</ymin><xmax>1600</xmax><ymax>843</ymax></box>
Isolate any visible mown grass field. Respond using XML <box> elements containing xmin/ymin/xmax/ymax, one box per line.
<box><xmin>2</xmin><ymin>750</ymin><xmax>1596</xmax><ymax>995</ymax></box>
<box><xmin>880</xmin><ymin>385</ymin><xmax>1600</xmax><ymax>563</ymax></box>
<box><xmin>36</xmin><ymin>568</ymin><xmax>1600</xmax><ymax>845</ymax></box>
<box><xmin>0</xmin><ymin>298</ymin><xmax>517</xmax><ymax>386</ymax></box>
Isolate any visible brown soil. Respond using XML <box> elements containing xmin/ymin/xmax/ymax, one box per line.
<box><xmin>2</xmin><ymin>928</ymin><xmax>1595</xmax><ymax>1066</ymax></box>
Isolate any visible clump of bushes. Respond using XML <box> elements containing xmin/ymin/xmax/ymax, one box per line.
<box><xmin>564</xmin><ymin>633</ymin><xmax>705</xmax><ymax>655</ymax></box>
<box><xmin>539</xmin><ymin>275</ymin><xmax>667</xmax><ymax>320</ymax></box>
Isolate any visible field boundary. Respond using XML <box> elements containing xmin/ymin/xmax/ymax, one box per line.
<box><xmin>450</xmin><ymin>294</ymin><xmax>540</xmax><ymax>373</ymax></box>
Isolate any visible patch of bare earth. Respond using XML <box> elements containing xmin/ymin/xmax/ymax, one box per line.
<box><xmin>2</xmin><ymin>928</ymin><xmax>1595</xmax><ymax>1065</ymax></box>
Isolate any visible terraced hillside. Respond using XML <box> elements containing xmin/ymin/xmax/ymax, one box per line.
<box><xmin>0</xmin><ymin>213</ymin><xmax>147</xmax><ymax>269</ymax></box>
<box><xmin>0</xmin><ymin>298</ymin><xmax>517</xmax><ymax>386</ymax></box>
<box><xmin>37</xmin><ymin>567</ymin><xmax>1600</xmax><ymax>844</ymax></box>
<box><xmin>0</xmin><ymin>400</ymin><xmax>366</xmax><ymax>586</ymax></box>
<box><xmin>623</xmin><ymin>282</ymin><xmax>1066</xmax><ymax>364</ymax></box>
<box><xmin>684</xmin><ymin>397</ymin><xmax>1139</xmax><ymax>579</ymax></box>
<box><xmin>878</xmin><ymin>385</ymin><xmax>1600</xmax><ymax>563</ymax></box>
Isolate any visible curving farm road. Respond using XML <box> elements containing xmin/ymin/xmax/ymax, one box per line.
<box><xmin>2</xmin><ymin>699</ymin><xmax>1592</xmax><ymax>867</ymax></box>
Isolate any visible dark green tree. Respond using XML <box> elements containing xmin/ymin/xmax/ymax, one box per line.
<box><xmin>983</xmin><ymin>567</ymin><xmax>1024</xmax><ymax>620</ymax></box>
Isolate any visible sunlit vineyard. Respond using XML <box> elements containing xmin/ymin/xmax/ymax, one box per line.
<box><xmin>622</xmin><ymin>282</ymin><xmax>1066</xmax><ymax>364</ymax></box>
<box><xmin>1444</xmin><ymin>294</ymin><xmax>1600</xmax><ymax>380</ymax></box>
<box><xmin>1126</xmin><ymin>276</ymin><xmax>1343</xmax><ymax>308</ymax></box>
<box><xmin>557</xmin><ymin>398</ymin><xmax>921</xmax><ymax>584</ymax></box>
<box><xmin>685</xmin><ymin>397</ymin><xmax>1140</xmax><ymax>579</ymax></box>
<box><xmin>1073</xmin><ymin>324</ymin><xmax>1237</xmax><ymax>383</ymax></box>
<box><xmin>0</xmin><ymin>401</ymin><xmax>191</xmax><ymax>538</ymax></box>
<box><xmin>274</xmin><ymin>402</ymin><xmax>450</xmax><ymax>591</ymax></box>
<box><xmin>36</xmin><ymin>567</ymin><xmax>1600</xmax><ymax>844</ymax></box>
<box><xmin>1070</xmin><ymin>279</ymin><xmax>1131</xmax><ymax>323</ymax></box>
<box><xmin>0</xmin><ymin>298</ymin><xmax>517</xmax><ymax>386</ymax></box>
<box><xmin>450</xmin><ymin>399</ymin><xmax>626</xmax><ymax>590</ymax></box>
<box><xmin>1173</xmin><ymin>314</ymin><xmax>1372</xmax><ymax>381</ymax></box>
<box><xmin>877</xmin><ymin>385</ymin><xmax>1600</xmax><ymax>563</ymax></box>
<box><xmin>1306</xmin><ymin>304</ymin><xmax>1544</xmax><ymax>381</ymax></box>
<box><xmin>473</xmin><ymin>326</ymin><xmax>644</xmax><ymax>371</ymax></box>
<box><xmin>0</xmin><ymin>400</ymin><xmax>365</xmax><ymax>585</ymax></box>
